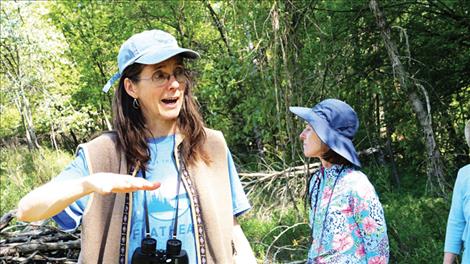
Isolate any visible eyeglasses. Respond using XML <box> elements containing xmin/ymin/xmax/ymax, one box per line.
<box><xmin>138</xmin><ymin>66</ymin><xmax>188</xmax><ymax>87</ymax></box>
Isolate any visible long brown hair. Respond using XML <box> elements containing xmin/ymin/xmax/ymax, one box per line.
<box><xmin>112</xmin><ymin>58</ymin><xmax>209</xmax><ymax>172</ymax></box>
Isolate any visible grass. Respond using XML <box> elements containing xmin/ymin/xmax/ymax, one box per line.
<box><xmin>240</xmin><ymin>206</ymin><xmax>310</xmax><ymax>263</ymax></box>
<box><xmin>382</xmin><ymin>193</ymin><xmax>450</xmax><ymax>263</ymax></box>
<box><xmin>0</xmin><ymin>146</ymin><xmax>73</xmax><ymax>216</ymax></box>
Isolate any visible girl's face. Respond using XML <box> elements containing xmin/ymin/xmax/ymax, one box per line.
<box><xmin>299</xmin><ymin>124</ymin><xmax>329</xmax><ymax>158</ymax></box>
<box><xmin>125</xmin><ymin>57</ymin><xmax>186</xmax><ymax>125</ymax></box>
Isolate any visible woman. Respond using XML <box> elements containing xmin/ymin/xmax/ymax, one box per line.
<box><xmin>17</xmin><ymin>29</ymin><xmax>256</xmax><ymax>264</ymax></box>
<box><xmin>290</xmin><ymin>99</ymin><xmax>389</xmax><ymax>264</ymax></box>
<box><xmin>443</xmin><ymin>120</ymin><xmax>470</xmax><ymax>264</ymax></box>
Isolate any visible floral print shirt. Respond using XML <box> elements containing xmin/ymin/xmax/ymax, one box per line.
<box><xmin>307</xmin><ymin>164</ymin><xmax>389</xmax><ymax>264</ymax></box>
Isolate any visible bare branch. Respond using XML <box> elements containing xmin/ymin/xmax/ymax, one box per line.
<box><xmin>203</xmin><ymin>0</ymin><xmax>233</xmax><ymax>56</ymax></box>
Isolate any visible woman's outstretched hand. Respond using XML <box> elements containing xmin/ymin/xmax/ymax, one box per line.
<box><xmin>84</xmin><ymin>173</ymin><xmax>161</xmax><ymax>195</ymax></box>
<box><xmin>17</xmin><ymin>173</ymin><xmax>160</xmax><ymax>222</ymax></box>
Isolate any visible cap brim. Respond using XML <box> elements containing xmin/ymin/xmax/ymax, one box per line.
<box><xmin>135</xmin><ymin>47</ymin><xmax>199</xmax><ymax>65</ymax></box>
<box><xmin>290</xmin><ymin>106</ymin><xmax>361</xmax><ymax>167</ymax></box>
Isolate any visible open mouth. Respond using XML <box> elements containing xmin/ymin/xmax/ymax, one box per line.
<box><xmin>161</xmin><ymin>97</ymin><xmax>178</xmax><ymax>105</ymax></box>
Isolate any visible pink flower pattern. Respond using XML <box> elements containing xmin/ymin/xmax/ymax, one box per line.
<box><xmin>321</xmin><ymin>187</ymin><xmax>333</xmax><ymax>206</ymax></box>
<box><xmin>332</xmin><ymin>233</ymin><xmax>354</xmax><ymax>251</ymax></box>
<box><xmin>368</xmin><ymin>256</ymin><xmax>388</xmax><ymax>264</ymax></box>
<box><xmin>341</xmin><ymin>205</ymin><xmax>354</xmax><ymax>216</ymax></box>
<box><xmin>308</xmin><ymin>165</ymin><xmax>389</xmax><ymax>263</ymax></box>
<box><xmin>363</xmin><ymin>217</ymin><xmax>378</xmax><ymax>234</ymax></box>
<box><xmin>356</xmin><ymin>244</ymin><xmax>365</xmax><ymax>258</ymax></box>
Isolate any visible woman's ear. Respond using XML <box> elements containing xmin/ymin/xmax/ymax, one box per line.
<box><xmin>124</xmin><ymin>78</ymin><xmax>138</xmax><ymax>99</ymax></box>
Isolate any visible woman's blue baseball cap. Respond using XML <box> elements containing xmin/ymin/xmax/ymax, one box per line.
<box><xmin>103</xmin><ymin>29</ymin><xmax>199</xmax><ymax>92</ymax></box>
<box><xmin>290</xmin><ymin>98</ymin><xmax>361</xmax><ymax>167</ymax></box>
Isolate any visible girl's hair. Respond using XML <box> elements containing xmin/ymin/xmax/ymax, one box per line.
<box><xmin>112</xmin><ymin>59</ymin><xmax>210</xmax><ymax>172</ymax></box>
<box><xmin>321</xmin><ymin>148</ymin><xmax>352</xmax><ymax>167</ymax></box>
<box><xmin>303</xmin><ymin>142</ymin><xmax>352</xmax><ymax>209</ymax></box>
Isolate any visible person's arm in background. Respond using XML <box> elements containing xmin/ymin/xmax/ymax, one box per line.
<box><xmin>227</xmin><ymin>149</ymin><xmax>256</xmax><ymax>263</ymax></box>
<box><xmin>443</xmin><ymin>169</ymin><xmax>466</xmax><ymax>264</ymax></box>
<box><xmin>443</xmin><ymin>253</ymin><xmax>457</xmax><ymax>264</ymax></box>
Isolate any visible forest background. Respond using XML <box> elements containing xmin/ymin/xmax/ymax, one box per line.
<box><xmin>0</xmin><ymin>0</ymin><xmax>469</xmax><ymax>263</ymax></box>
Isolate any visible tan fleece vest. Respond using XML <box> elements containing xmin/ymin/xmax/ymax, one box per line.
<box><xmin>77</xmin><ymin>128</ymin><xmax>233</xmax><ymax>263</ymax></box>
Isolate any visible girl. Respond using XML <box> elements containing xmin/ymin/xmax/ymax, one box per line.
<box><xmin>290</xmin><ymin>98</ymin><xmax>389</xmax><ymax>264</ymax></box>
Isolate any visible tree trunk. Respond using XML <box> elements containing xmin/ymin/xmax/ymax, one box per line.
<box><xmin>13</xmin><ymin>83</ymin><xmax>40</xmax><ymax>151</ymax></box>
<box><xmin>20</xmin><ymin>85</ymin><xmax>40</xmax><ymax>150</ymax></box>
<box><xmin>369</xmin><ymin>0</ymin><xmax>446</xmax><ymax>195</ymax></box>
<box><xmin>282</xmin><ymin>0</ymin><xmax>299</xmax><ymax>165</ymax></box>
<box><xmin>380</xmin><ymin>84</ymin><xmax>400</xmax><ymax>188</ymax></box>
<box><xmin>385</xmin><ymin>117</ymin><xmax>400</xmax><ymax>188</ymax></box>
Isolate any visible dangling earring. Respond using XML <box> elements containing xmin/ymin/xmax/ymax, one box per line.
<box><xmin>132</xmin><ymin>98</ymin><xmax>140</xmax><ymax>109</ymax></box>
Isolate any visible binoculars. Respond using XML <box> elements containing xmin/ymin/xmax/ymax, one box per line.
<box><xmin>131</xmin><ymin>235</ymin><xmax>188</xmax><ymax>264</ymax></box>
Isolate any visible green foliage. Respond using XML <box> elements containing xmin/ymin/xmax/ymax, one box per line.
<box><xmin>0</xmin><ymin>102</ymin><xmax>20</xmax><ymax>138</ymax></box>
<box><xmin>382</xmin><ymin>194</ymin><xmax>450</xmax><ymax>264</ymax></box>
<box><xmin>0</xmin><ymin>147</ymin><xmax>73</xmax><ymax>216</ymax></box>
<box><xmin>2</xmin><ymin>0</ymin><xmax>468</xmax><ymax>171</ymax></box>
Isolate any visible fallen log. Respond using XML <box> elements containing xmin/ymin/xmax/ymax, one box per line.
<box><xmin>0</xmin><ymin>240</ymin><xmax>80</xmax><ymax>256</ymax></box>
<box><xmin>0</xmin><ymin>212</ymin><xmax>81</xmax><ymax>264</ymax></box>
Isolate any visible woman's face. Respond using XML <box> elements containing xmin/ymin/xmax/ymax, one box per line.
<box><xmin>300</xmin><ymin>124</ymin><xmax>329</xmax><ymax>158</ymax></box>
<box><xmin>125</xmin><ymin>57</ymin><xmax>186</xmax><ymax>125</ymax></box>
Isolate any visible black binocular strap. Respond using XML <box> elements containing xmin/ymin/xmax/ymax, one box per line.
<box><xmin>142</xmin><ymin>170</ymin><xmax>151</xmax><ymax>236</ymax></box>
<box><xmin>172</xmin><ymin>148</ymin><xmax>186</xmax><ymax>238</ymax></box>
<box><xmin>142</xmin><ymin>152</ymin><xmax>183</xmax><ymax>239</ymax></box>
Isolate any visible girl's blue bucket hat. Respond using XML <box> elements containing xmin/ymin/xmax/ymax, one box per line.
<box><xmin>103</xmin><ymin>29</ymin><xmax>199</xmax><ymax>92</ymax></box>
<box><xmin>290</xmin><ymin>98</ymin><xmax>361</xmax><ymax>167</ymax></box>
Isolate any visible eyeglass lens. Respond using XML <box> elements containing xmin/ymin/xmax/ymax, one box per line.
<box><xmin>152</xmin><ymin>67</ymin><xmax>186</xmax><ymax>86</ymax></box>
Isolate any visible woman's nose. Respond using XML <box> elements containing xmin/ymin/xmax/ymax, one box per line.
<box><xmin>169</xmin><ymin>75</ymin><xmax>180</xmax><ymax>89</ymax></box>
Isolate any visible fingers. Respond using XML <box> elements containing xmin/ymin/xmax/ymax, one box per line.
<box><xmin>128</xmin><ymin>177</ymin><xmax>161</xmax><ymax>191</ymax></box>
<box><xmin>87</xmin><ymin>173</ymin><xmax>161</xmax><ymax>195</ymax></box>
<box><xmin>141</xmin><ymin>181</ymin><xmax>161</xmax><ymax>190</ymax></box>
<box><xmin>114</xmin><ymin>177</ymin><xmax>160</xmax><ymax>193</ymax></box>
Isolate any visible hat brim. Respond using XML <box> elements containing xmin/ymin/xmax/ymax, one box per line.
<box><xmin>136</xmin><ymin>47</ymin><xmax>199</xmax><ymax>65</ymax></box>
<box><xmin>289</xmin><ymin>106</ymin><xmax>361</xmax><ymax>167</ymax></box>
<box><xmin>120</xmin><ymin>47</ymin><xmax>199</xmax><ymax>73</ymax></box>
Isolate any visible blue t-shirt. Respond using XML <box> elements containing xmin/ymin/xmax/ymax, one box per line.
<box><xmin>444</xmin><ymin>164</ymin><xmax>470</xmax><ymax>263</ymax></box>
<box><xmin>52</xmin><ymin>135</ymin><xmax>250</xmax><ymax>264</ymax></box>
